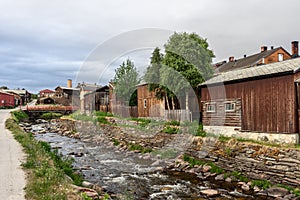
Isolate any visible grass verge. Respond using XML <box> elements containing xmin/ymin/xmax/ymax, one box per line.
<box><xmin>6</xmin><ymin>117</ymin><xmax>82</xmax><ymax>199</ymax></box>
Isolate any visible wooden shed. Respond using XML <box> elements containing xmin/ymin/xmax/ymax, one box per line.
<box><xmin>199</xmin><ymin>58</ymin><xmax>300</xmax><ymax>140</ymax></box>
<box><xmin>0</xmin><ymin>91</ymin><xmax>15</xmax><ymax>107</ymax></box>
<box><xmin>137</xmin><ymin>83</ymin><xmax>164</xmax><ymax>118</ymax></box>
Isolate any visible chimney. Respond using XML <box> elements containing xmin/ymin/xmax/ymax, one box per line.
<box><xmin>261</xmin><ymin>46</ymin><xmax>267</xmax><ymax>52</ymax></box>
<box><xmin>244</xmin><ymin>54</ymin><xmax>247</xmax><ymax>58</ymax></box>
<box><xmin>292</xmin><ymin>41</ymin><xmax>299</xmax><ymax>57</ymax></box>
<box><xmin>67</xmin><ymin>79</ymin><xmax>72</xmax><ymax>88</ymax></box>
<box><xmin>271</xmin><ymin>46</ymin><xmax>274</xmax><ymax>50</ymax></box>
<box><xmin>229</xmin><ymin>56</ymin><xmax>234</xmax><ymax>62</ymax></box>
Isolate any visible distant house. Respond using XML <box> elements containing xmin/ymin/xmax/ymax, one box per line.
<box><xmin>215</xmin><ymin>42</ymin><xmax>298</xmax><ymax>72</ymax></box>
<box><xmin>39</xmin><ymin>89</ymin><xmax>55</xmax><ymax>98</ymax></box>
<box><xmin>55</xmin><ymin>79</ymin><xmax>80</xmax><ymax>106</ymax></box>
<box><xmin>4</xmin><ymin>89</ymin><xmax>31</xmax><ymax>105</ymax></box>
<box><xmin>199</xmin><ymin>57</ymin><xmax>300</xmax><ymax>143</ymax></box>
<box><xmin>38</xmin><ymin>97</ymin><xmax>55</xmax><ymax>105</ymax></box>
<box><xmin>82</xmin><ymin>85</ymin><xmax>110</xmax><ymax>113</ymax></box>
<box><xmin>0</xmin><ymin>91</ymin><xmax>15</xmax><ymax>107</ymax></box>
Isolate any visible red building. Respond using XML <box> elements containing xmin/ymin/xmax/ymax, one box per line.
<box><xmin>0</xmin><ymin>91</ymin><xmax>15</xmax><ymax>107</ymax></box>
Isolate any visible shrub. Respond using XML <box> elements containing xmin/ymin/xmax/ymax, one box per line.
<box><xmin>130</xmin><ymin>118</ymin><xmax>152</xmax><ymax>127</ymax></box>
<box><xmin>11</xmin><ymin>110</ymin><xmax>29</xmax><ymax>122</ymax></box>
<box><xmin>40</xmin><ymin>112</ymin><xmax>62</xmax><ymax>120</ymax></box>
<box><xmin>164</xmin><ymin>120</ymin><xmax>180</xmax><ymax>126</ymax></box>
<box><xmin>162</xmin><ymin>126</ymin><xmax>179</xmax><ymax>134</ymax></box>
<box><xmin>93</xmin><ymin>111</ymin><xmax>113</xmax><ymax>117</ymax></box>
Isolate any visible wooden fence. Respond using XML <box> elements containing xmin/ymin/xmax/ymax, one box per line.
<box><xmin>164</xmin><ymin>109</ymin><xmax>192</xmax><ymax>122</ymax></box>
<box><xmin>111</xmin><ymin>105</ymin><xmax>138</xmax><ymax>118</ymax></box>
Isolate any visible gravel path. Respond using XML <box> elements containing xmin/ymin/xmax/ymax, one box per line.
<box><xmin>0</xmin><ymin>109</ymin><xmax>25</xmax><ymax>200</ymax></box>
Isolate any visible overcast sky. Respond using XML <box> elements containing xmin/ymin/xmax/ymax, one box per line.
<box><xmin>1</xmin><ymin>0</ymin><xmax>300</xmax><ymax>93</ymax></box>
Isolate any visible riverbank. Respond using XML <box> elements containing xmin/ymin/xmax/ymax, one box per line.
<box><xmin>0</xmin><ymin>109</ymin><xmax>26</xmax><ymax>200</ymax></box>
<box><xmin>6</xmin><ymin>111</ymin><xmax>110</xmax><ymax>200</ymax></box>
<box><xmin>21</xmin><ymin>114</ymin><xmax>300</xmax><ymax>199</ymax></box>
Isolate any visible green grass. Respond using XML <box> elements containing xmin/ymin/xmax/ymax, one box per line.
<box><xmin>40</xmin><ymin>112</ymin><xmax>63</xmax><ymax>120</ymax></box>
<box><xmin>11</xmin><ymin>110</ymin><xmax>29</xmax><ymax>122</ymax></box>
<box><xmin>223</xmin><ymin>171</ymin><xmax>248</xmax><ymax>182</ymax></box>
<box><xmin>162</xmin><ymin>126</ymin><xmax>180</xmax><ymax>134</ymax></box>
<box><xmin>183</xmin><ymin>155</ymin><xmax>224</xmax><ymax>174</ymax></box>
<box><xmin>251</xmin><ymin>179</ymin><xmax>271</xmax><ymax>190</ymax></box>
<box><xmin>93</xmin><ymin>111</ymin><xmax>113</xmax><ymax>117</ymax></box>
<box><xmin>6</xmin><ymin>117</ymin><xmax>83</xmax><ymax>199</ymax></box>
<box><xmin>164</xmin><ymin>120</ymin><xmax>180</xmax><ymax>126</ymax></box>
<box><xmin>130</xmin><ymin>118</ymin><xmax>152</xmax><ymax>127</ymax></box>
<box><xmin>112</xmin><ymin>138</ymin><xmax>120</xmax><ymax>146</ymax></box>
<box><xmin>128</xmin><ymin>143</ymin><xmax>152</xmax><ymax>153</ymax></box>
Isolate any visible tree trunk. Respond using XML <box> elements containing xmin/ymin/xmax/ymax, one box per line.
<box><xmin>171</xmin><ymin>96</ymin><xmax>175</xmax><ymax>110</ymax></box>
<box><xmin>165</xmin><ymin>95</ymin><xmax>171</xmax><ymax>111</ymax></box>
<box><xmin>185</xmin><ymin>90</ymin><xmax>189</xmax><ymax>111</ymax></box>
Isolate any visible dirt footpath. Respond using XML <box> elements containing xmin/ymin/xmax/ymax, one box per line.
<box><xmin>0</xmin><ymin>109</ymin><xmax>25</xmax><ymax>200</ymax></box>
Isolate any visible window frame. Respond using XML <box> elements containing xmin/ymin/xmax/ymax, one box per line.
<box><xmin>278</xmin><ymin>53</ymin><xmax>284</xmax><ymax>62</ymax></box>
<box><xmin>206</xmin><ymin>102</ymin><xmax>216</xmax><ymax>113</ymax></box>
<box><xmin>224</xmin><ymin>102</ymin><xmax>236</xmax><ymax>112</ymax></box>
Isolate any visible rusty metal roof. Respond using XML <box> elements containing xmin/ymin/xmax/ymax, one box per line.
<box><xmin>200</xmin><ymin>57</ymin><xmax>300</xmax><ymax>86</ymax></box>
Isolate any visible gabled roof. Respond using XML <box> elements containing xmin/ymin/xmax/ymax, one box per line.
<box><xmin>0</xmin><ymin>90</ymin><xmax>15</xmax><ymax>96</ymax></box>
<box><xmin>40</xmin><ymin>89</ymin><xmax>55</xmax><ymax>94</ymax></box>
<box><xmin>217</xmin><ymin>47</ymin><xmax>290</xmax><ymax>72</ymax></box>
<box><xmin>3</xmin><ymin>89</ymin><xmax>28</xmax><ymax>95</ymax></box>
<box><xmin>200</xmin><ymin>57</ymin><xmax>300</xmax><ymax>86</ymax></box>
<box><xmin>55</xmin><ymin>86</ymin><xmax>79</xmax><ymax>91</ymax></box>
<box><xmin>76</xmin><ymin>83</ymin><xmax>102</xmax><ymax>91</ymax></box>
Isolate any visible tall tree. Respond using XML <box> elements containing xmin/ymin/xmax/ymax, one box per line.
<box><xmin>112</xmin><ymin>59</ymin><xmax>140</xmax><ymax>105</ymax></box>
<box><xmin>144</xmin><ymin>47</ymin><xmax>174</xmax><ymax>110</ymax></box>
<box><xmin>162</xmin><ymin>32</ymin><xmax>215</xmax><ymax>110</ymax></box>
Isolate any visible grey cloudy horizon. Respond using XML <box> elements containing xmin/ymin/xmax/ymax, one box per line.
<box><xmin>1</xmin><ymin>0</ymin><xmax>300</xmax><ymax>93</ymax></box>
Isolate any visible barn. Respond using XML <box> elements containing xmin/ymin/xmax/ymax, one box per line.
<box><xmin>0</xmin><ymin>91</ymin><xmax>15</xmax><ymax>108</ymax></box>
<box><xmin>199</xmin><ymin>57</ymin><xmax>300</xmax><ymax>143</ymax></box>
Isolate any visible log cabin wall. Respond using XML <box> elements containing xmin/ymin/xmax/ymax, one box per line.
<box><xmin>201</xmin><ymin>74</ymin><xmax>297</xmax><ymax>133</ymax></box>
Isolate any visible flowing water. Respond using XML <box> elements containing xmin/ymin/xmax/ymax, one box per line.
<box><xmin>33</xmin><ymin>128</ymin><xmax>270</xmax><ymax>200</ymax></box>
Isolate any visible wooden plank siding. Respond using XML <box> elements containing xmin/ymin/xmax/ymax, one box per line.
<box><xmin>201</xmin><ymin>73</ymin><xmax>298</xmax><ymax>133</ymax></box>
<box><xmin>137</xmin><ymin>84</ymin><xmax>164</xmax><ymax>118</ymax></box>
<box><xmin>202</xmin><ymin>99</ymin><xmax>241</xmax><ymax>126</ymax></box>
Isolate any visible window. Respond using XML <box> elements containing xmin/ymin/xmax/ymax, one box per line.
<box><xmin>206</xmin><ymin>103</ymin><xmax>216</xmax><ymax>112</ymax></box>
<box><xmin>278</xmin><ymin>53</ymin><xmax>284</xmax><ymax>62</ymax></box>
<box><xmin>225</xmin><ymin>102</ymin><xmax>235</xmax><ymax>112</ymax></box>
<box><xmin>143</xmin><ymin>99</ymin><xmax>147</xmax><ymax>108</ymax></box>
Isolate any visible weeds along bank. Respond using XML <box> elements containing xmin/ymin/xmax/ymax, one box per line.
<box><xmin>6</xmin><ymin>111</ymin><xmax>109</xmax><ymax>200</ymax></box>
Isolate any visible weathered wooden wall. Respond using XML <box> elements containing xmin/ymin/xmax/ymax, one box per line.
<box><xmin>201</xmin><ymin>74</ymin><xmax>297</xmax><ymax>133</ymax></box>
<box><xmin>202</xmin><ymin>99</ymin><xmax>242</xmax><ymax>126</ymax></box>
<box><xmin>137</xmin><ymin>84</ymin><xmax>164</xmax><ymax>118</ymax></box>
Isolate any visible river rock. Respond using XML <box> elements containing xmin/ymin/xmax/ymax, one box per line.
<box><xmin>200</xmin><ymin>189</ymin><xmax>219</xmax><ymax>197</ymax></box>
<box><xmin>82</xmin><ymin>181</ymin><xmax>93</xmax><ymax>188</ymax></box>
<box><xmin>202</xmin><ymin>165</ymin><xmax>211</xmax><ymax>173</ymax></box>
<box><xmin>265</xmin><ymin>187</ymin><xmax>290</xmax><ymax>198</ymax></box>
<box><xmin>215</xmin><ymin>174</ymin><xmax>224</xmax><ymax>181</ymax></box>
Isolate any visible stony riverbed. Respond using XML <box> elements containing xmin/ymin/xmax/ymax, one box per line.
<box><xmin>19</xmin><ymin>119</ymin><xmax>299</xmax><ymax>200</ymax></box>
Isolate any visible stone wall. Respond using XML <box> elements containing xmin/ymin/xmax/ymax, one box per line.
<box><xmin>187</xmin><ymin>137</ymin><xmax>300</xmax><ymax>187</ymax></box>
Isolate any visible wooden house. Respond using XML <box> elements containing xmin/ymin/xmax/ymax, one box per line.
<box><xmin>216</xmin><ymin>43</ymin><xmax>296</xmax><ymax>72</ymax></box>
<box><xmin>3</xmin><ymin>89</ymin><xmax>31</xmax><ymax>105</ymax></box>
<box><xmin>39</xmin><ymin>89</ymin><xmax>55</xmax><ymax>98</ymax></box>
<box><xmin>0</xmin><ymin>91</ymin><xmax>15</xmax><ymax>107</ymax></box>
<box><xmin>199</xmin><ymin>57</ymin><xmax>300</xmax><ymax>143</ymax></box>
<box><xmin>137</xmin><ymin>83</ymin><xmax>164</xmax><ymax>118</ymax></box>
<box><xmin>82</xmin><ymin>85</ymin><xmax>110</xmax><ymax>113</ymax></box>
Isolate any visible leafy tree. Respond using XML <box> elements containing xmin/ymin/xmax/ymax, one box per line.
<box><xmin>0</xmin><ymin>86</ymin><xmax>8</xmax><ymax>90</ymax></box>
<box><xmin>112</xmin><ymin>59</ymin><xmax>140</xmax><ymax>106</ymax></box>
<box><xmin>162</xmin><ymin>32</ymin><xmax>215</xmax><ymax>110</ymax></box>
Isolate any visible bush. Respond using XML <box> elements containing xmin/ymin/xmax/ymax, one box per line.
<box><xmin>130</xmin><ymin>118</ymin><xmax>152</xmax><ymax>127</ymax></box>
<box><xmin>11</xmin><ymin>110</ymin><xmax>29</xmax><ymax>122</ymax></box>
<box><xmin>164</xmin><ymin>120</ymin><xmax>180</xmax><ymax>126</ymax></box>
<box><xmin>40</xmin><ymin>112</ymin><xmax>62</xmax><ymax>120</ymax></box>
<box><xmin>162</xmin><ymin>126</ymin><xmax>179</xmax><ymax>134</ymax></box>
